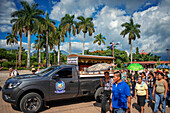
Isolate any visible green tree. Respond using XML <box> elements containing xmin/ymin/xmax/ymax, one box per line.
<box><xmin>120</xmin><ymin>18</ymin><xmax>141</xmax><ymax>64</ymax></box>
<box><xmin>60</xmin><ymin>14</ymin><xmax>77</xmax><ymax>55</ymax></box>
<box><xmin>5</xmin><ymin>33</ymin><xmax>18</xmax><ymax>53</ymax></box>
<box><xmin>32</xmin><ymin>20</ymin><xmax>44</xmax><ymax>69</ymax></box>
<box><xmin>93</xmin><ymin>33</ymin><xmax>106</xmax><ymax>50</ymax></box>
<box><xmin>43</xmin><ymin>12</ymin><xmax>56</xmax><ymax>67</ymax></box>
<box><xmin>77</xmin><ymin>16</ymin><xmax>95</xmax><ymax>55</ymax></box>
<box><xmin>136</xmin><ymin>47</ymin><xmax>139</xmax><ymax>54</ymax></box>
<box><xmin>11</xmin><ymin>16</ymin><xmax>25</xmax><ymax>67</ymax></box>
<box><xmin>54</xmin><ymin>26</ymin><xmax>65</xmax><ymax>65</ymax></box>
<box><xmin>11</xmin><ymin>1</ymin><xmax>45</xmax><ymax>68</ymax></box>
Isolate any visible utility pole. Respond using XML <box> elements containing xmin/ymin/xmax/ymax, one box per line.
<box><xmin>166</xmin><ymin>49</ymin><xmax>169</xmax><ymax>61</ymax></box>
<box><xmin>110</xmin><ymin>40</ymin><xmax>115</xmax><ymax>64</ymax></box>
<box><xmin>110</xmin><ymin>40</ymin><xmax>120</xmax><ymax>65</ymax></box>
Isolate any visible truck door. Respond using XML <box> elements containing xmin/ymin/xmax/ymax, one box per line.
<box><xmin>50</xmin><ymin>67</ymin><xmax>79</xmax><ymax>100</ymax></box>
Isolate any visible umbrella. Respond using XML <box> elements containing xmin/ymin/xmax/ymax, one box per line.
<box><xmin>127</xmin><ymin>63</ymin><xmax>144</xmax><ymax>71</ymax></box>
<box><xmin>87</xmin><ymin>63</ymin><xmax>111</xmax><ymax>72</ymax></box>
<box><xmin>156</xmin><ymin>64</ymin><xmax>169</xmax><ymax>69</ymax></box>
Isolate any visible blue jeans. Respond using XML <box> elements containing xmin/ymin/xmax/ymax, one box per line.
<box><xmin>113</xmin><ymin>108</ymin><xmax>126</xmax><ymax>113</ymax></box>
<box><xmin>132</xmin><ymin>85</ymin><xmax>135</xmax><ymax>97</ymax></box>
<box><xmin>154</xmin><ymin>93</ymin><xmax>166</xmax><ymax>113</ymax></box>
<box><xmin>148</xmin><ymin>87</ymin><xmax>153</xmax><ymax>100</ymax></box>
<box><xmin>167</xmin><ymin>91</ymin><xmax>170</xmax><ymax>106</ymax></box>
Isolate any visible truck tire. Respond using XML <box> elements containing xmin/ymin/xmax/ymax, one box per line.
<box><xmin>95</xmin><ymin>87</ymin><xmax>104</xmax><ymax>103</ymax></box>
<box><xmin>20</xmin><ymin>92</ymin><xmax>43</xmax><ymax>113</ymax></box>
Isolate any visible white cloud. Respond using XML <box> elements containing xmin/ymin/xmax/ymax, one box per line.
<box><xmin>22</xmin><ymin>0</ymin><xmax>35</xmax><ymax>4</ymax></box>
<box><xmin>0</xmin><ymin>0</ymin><xmax>17</xmax><ymax>25</ymax></box>
<box><xmin>0</xmin><ymin>39</ymin><xmax>35</xmax><ymax>52</ymax></box>
<box><xmin>0</xmin><ymin>25</ymin><xmax>12</xmax><ymax>32</ymax></box>
<box><xmin>49</xmin><ymin>0</ymin><xmax>102</xmax><ymax>21</ymax></box>
<box><xmin>60</xmin><ymin>41</ymin><xmax>100</xmax><ymax>53</ymax></box>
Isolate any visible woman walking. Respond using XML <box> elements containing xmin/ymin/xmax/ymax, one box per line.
<box><xmin>152</xmin><ymin>73</ymin><xmax>168</xmax><ymax>113</ymax></box>
<box><xmin>135</xmin><ymin>76</ymin><xmax>148</xmax><ymax>113</ymax></box>
<box><xmin>131</xmin><ymin>76</ymin><xmax>136</xmax><ymax>98</ymax></box>
<box><xmin>100</xmin><ymin>71</ymin><xmax>113</xmax><ymax>113</ymax></box>
<box><xmin>147</xmin><ymin>72</ymin><xmax>156</xmax><ymax>102</ymax></box>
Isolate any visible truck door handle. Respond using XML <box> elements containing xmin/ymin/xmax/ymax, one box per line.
<box><xmin>70</xmin><ymin>81</ymin><xmax>74</xmax><ymax>83</ymax></box>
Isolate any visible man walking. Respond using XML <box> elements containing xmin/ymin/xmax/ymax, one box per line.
<box><xmin>110</xmin><ymin>71</ymin><xmax>131</xmax><ymax>113</ymax></box>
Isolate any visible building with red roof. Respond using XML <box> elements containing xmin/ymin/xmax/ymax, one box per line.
<box><xmin>140</xmin><ymin>50</ymin><xmax>148</xmax><ymax>55</ymax></box>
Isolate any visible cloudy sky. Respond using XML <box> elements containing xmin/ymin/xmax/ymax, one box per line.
<box><xmin>0</xmin><ymin>0</ymin><xmax>170</xmax><ymax>60</ymax></box>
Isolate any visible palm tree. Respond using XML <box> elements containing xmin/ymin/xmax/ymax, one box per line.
<box><xmin>93</xmin><ymin>33</ymin><xmax>106</xmax><ymax>50</ymax></box>
<box><xmin>33</xmin><ymin>36</ymin><xmax>44</xmax><ymax>69</ymax></box>
<box><xmin>5</xmin><ymin>33</ymin><xmax>18</xmax><ymax>53</ymax></box>
<box><xmin>32</xmin><ymin>21</ymin><xmax>44</xmax><ymax>69</ymax></box>
<box><xmin>11</xmin><ymin>16</ymin><xmax>25</xmax><ymax>67</ymax></box>
<box><xmin>43</xmin><ymin>12</ymin><xmax>56</xmax><ymax>67</ymax></box>
<box><xmin>120</xmin><ymin>18</ymin><xmax>141</xmax><ymax>64</ymax></box>
<box><xmin>77</xmin><ymin>16</ymin><xmax>95</xmax><ymax>55</ymax></box>
<box><xmin>60</xmin><ymin>14</ymin><xmax>77</xmax><ymax>55</ymax></box>
<box><xmin>55</xmin><ymin>26</ymin><xmax>65</xmax><ymax>65</ymax></box>
<box><xmin>11</xmin><ymin>1</ymin><xmax>45</xmax><ymax>68</ymax></box>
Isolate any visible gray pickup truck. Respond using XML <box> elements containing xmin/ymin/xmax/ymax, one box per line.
<box><xmin>2</xmin><ymin>65</ymin><xmax>104</xmax><ymax>112</ymax></box>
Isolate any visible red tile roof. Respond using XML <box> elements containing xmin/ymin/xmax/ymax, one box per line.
<box><xmin>131</xmin><ymin>61</ymin><xmax>170</xmax><ymax>64</ymax></box>
<box><xmin>140</xmin><ymin>50</ymin><xmax>148</xmax><ymax>55</ymax></box>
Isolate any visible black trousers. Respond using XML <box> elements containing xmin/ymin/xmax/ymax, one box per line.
<box><xmin>101</xmin><ymin>90</ymin><xmax>111</xmax><ymax>113</ymax></box>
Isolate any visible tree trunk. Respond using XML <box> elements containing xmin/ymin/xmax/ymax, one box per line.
<box><xmin>19</xmin><ymin>32</ymin><xmax>23</xmax><ymax>67</ymax></box>
<box><xmin>54</xmin><ymin>47</ymin><xmax>56</xmax><ymax>65</ymax></box>
<box><xmin>11</xmin><ymin>44</ymin><xmax>12</xmax><ymax>54</ymax></box>
<box><xmin>131</xmin><ymin>42</ymin><xmax>132</xmax><ymax>64</ymax></box>
<box><xmin>58</xmin><ymin>39</ymin><xmax>60</xmax><ymax>65</ymax></box>
<box><xmin>82</xmin><ymin>33</ymin><xmax>86</xmax><ymax>55</ymax></box>
<box><xmin>69</xmin><ymin>30</ymin><xmax>71</xmax><ymax>55</ymax></box>
<box><xmin>46</xmin><ymin>31</ymin><xmax>48</xmax><ymax>67</ymax></box>
<box><xmin>39</xmin><ymin>50</ymin><xmax>41</xmax><ymax>64</ymax></box>
<box><xmin>27</xmin><ymin>29</ymin><xmax>31</xmax><ymax>68</ymax></box>
<box><xmin>49</xmin><ymin>50</ymin><xmax>50</xmax><ymax>65</ymax></box>
<box><xmin>37</xmin><ymin>35</ymin><xmax>40</xmax><ymax>70</ymax></box>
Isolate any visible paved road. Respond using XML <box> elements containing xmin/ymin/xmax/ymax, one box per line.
<box><xmin>0</xmin><ymin>70</ymin><xmax>169</xmax><ymax>113</ymax></box>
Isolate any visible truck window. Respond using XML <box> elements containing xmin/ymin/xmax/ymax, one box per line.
<box><xmin>56</xmin><ymin>68</ymin><xmax>72</xmax><ymax>78</ymax></box>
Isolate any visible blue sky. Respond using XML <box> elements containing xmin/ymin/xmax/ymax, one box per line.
<box><xmin>0</xmin><ymin>0</ymin><xmax>170</xmax><ymax>60</ymax></box>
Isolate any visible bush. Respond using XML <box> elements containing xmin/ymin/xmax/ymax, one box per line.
<box><xmin>17</xmin><ymin>67</ymin><xmax>26</xmax><ymax>70</ymax></box>
<box><xmin>2</xmin><ymin>67</ymin><xmax>9</xmax><ymax>70</ymax></box>
<box><xmin>2</xmin><ymin>62</ymin><xmax>15</xmax><ymax>68</ymax></box>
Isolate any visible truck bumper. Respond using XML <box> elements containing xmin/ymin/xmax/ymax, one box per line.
<box><xmin>2</xmin><ymin>88</ymin><xmax>18</xmax><ymax>105</ymax></box>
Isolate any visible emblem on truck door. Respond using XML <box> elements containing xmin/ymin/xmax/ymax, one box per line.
<box><xmin>55</xmin><ymin>81</ymin><xmax>65</xmax><ymax>93</ymax></box>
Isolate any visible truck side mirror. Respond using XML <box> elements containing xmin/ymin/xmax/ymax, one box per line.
<box><xmin>52</xmin><ymin>74</ymin><xmax>59</xmax><ymax>79</ymax></box>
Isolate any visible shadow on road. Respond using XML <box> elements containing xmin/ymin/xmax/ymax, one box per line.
<box><xmin>148</xmin><ymin>100</ymin><xmax>155</xmax><ymax>112</ymax></box>
<box><xmin>93</xmin><ymin>101</ymin><xmax>110</xmax><ymax>112</ymax></box>
<box><xmin>40</xmin><ymin>96</ymin><xmax>95</xmax><ymax>112</ymax></box>
<box><xmin>132</xmin><ymin>103</ymin><xmax>141</xmax><ymax>112</ymax></box>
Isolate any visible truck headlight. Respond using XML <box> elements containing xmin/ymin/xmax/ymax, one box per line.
<box><xmin>7</xmin><ymin>82</ymin><xmax>22</xmax><ymax>89</ymax></box>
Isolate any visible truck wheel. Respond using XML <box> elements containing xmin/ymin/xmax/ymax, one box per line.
<box><xmin>20</xmin><ymin>92</ymin><xmax>43</xmax><ymax>113</ymax></box>
<box><xmin>95</xmin><ymin>87</ymin><xmax>104</xmax><ymax>103</ymax></box>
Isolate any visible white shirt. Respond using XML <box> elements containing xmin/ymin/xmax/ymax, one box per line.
<box><xmin>103</xmin><ymin>78</ymin><xmax>113</xmax><ymax>91</ymax></box>
<box><xmin>11</xmin><ymin>70</ymin><xmax>17</xmax><ymax>77</ymax></box>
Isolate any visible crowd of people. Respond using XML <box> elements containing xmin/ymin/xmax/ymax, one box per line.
<box><xmin>100</xmin><ymin>69</ymin><xmax>170</xmax><ymax>113</ymax></box>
